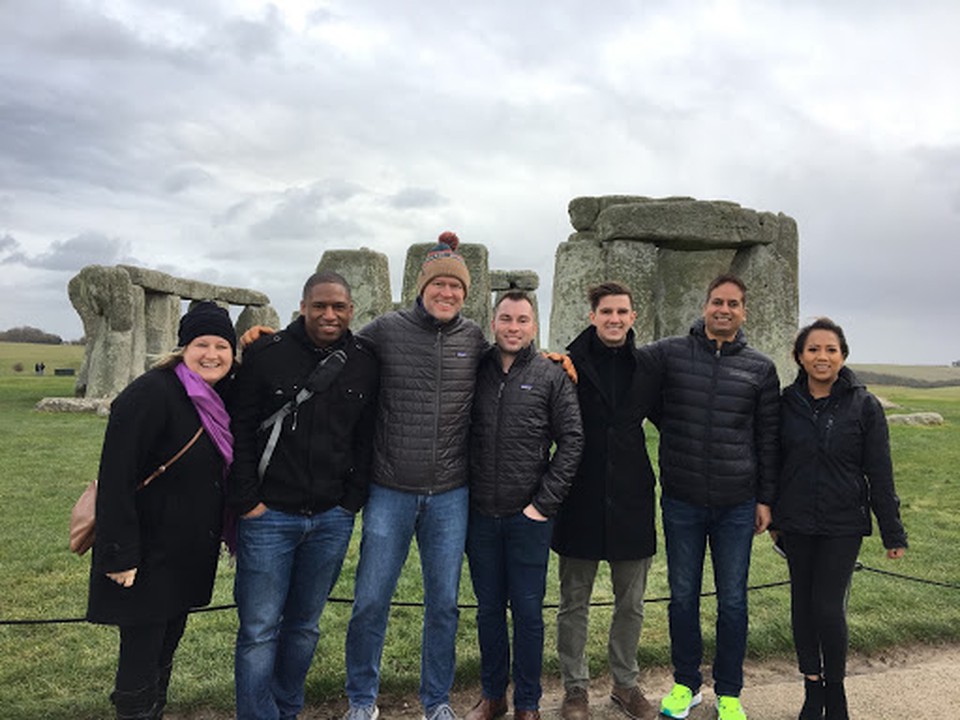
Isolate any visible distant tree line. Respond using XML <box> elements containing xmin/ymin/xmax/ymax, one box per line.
<box><xmin>0</xmin><ymin>326</ymin><xmax>64</xmax><ymax>344</ymax></box>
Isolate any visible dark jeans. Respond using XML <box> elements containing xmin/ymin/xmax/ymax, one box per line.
<box><xmin>662</xmin><ymin>496</ymin><xmax>756</xmax><ymax>697</ymax></box>
<box><xmin>782</xmin><ymin>533</ymin><xmax>862</xmax><ymax>683</ymax></box>
<box><xmin>116</xmin><ymin>613</ymin><xmax>188</xmax><ymax>696</ymax></box>
<box><xmin>466</xmin><ymin>508</ymin><xmax>554</xmax><ymax>711</ymax></box>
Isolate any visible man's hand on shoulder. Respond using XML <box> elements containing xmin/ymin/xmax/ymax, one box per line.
<box><xmin>542</xmin><ymin>351</ymin><xmax>577</xmax><ymax>384</ymax></box>
<box><xmin>239</xmin><ymin>325</ymin><xmax>277</xmax><ymax>349</ymax></box>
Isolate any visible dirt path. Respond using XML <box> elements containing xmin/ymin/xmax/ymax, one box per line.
<box><xmin>172</xmin><ymin>643</ymin><xmax>959</xmax><ymax>720</ymax></box>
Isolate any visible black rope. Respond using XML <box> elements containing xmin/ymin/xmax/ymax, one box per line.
<box><xmin>1</xmin><ymin>564</ymin><xmax>953</xmax><ymax>627</ymax></box>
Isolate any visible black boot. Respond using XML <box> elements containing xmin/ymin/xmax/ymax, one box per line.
<box><xmin>799</xmin><ymin>677</ymin><xmax>824</xmax><ymax>719</ymax></box>
<box><xmin>824</xmin><ymin>681</ymin><xmax>849</xmax><ymax>720</ymax></box>
<box><xmin>110</xmin><ymin>682</ymin><xmax>159</xmax><ymax>720</ymax></box>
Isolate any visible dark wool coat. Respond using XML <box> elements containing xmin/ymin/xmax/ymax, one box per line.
<box><xmin>359</xmin><ymin>299</ymin><xmax>487</xmax><ymax>494</ymax></box>
<box><xmin>228</xmin><ymin>319</ymin><xmax>379</xmax><ymax>516</ymax></box>
<box><xmin>551</xmin><ymin>327</ymin><xmax>661</xmax><ymax>561</ymax></box>
<box><xmin>468</xmin><ymin>343</ymin><xmax>584</xmax><ymax>518</ymax></box>
<box><xmin>87</xmin><ymin>368</ymin><xmax>226</xmax><ymax>626</ymax></box>
<box><xmin>649</xmin><ymin>319</ymin><xmax>780</xmax><ymax>507</ymax></box>
<box><xmin>774</xmin><ymin>366</ymin><xmax>908</xmax><ymax>548</ymax></box>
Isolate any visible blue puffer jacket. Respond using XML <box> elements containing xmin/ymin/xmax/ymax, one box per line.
<box><xmin>649</xmin><ymin>318</ymin><xmax>780</xmax><ymax>507</ymax></box>
<box><xmin>359</xmin><ymin>299</ymin><xmax>487</xmax><ymax>494</ymax></box>
<box><xmin>773</xmin><ymin>366</ymin><xmax>907</xmax><ymax>548</ymax></box>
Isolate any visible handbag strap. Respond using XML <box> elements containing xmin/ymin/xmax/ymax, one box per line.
<box><xmin>138</xmin><ymin>426</ymin><xmax>204</xmax><ymax>489</ymax></box>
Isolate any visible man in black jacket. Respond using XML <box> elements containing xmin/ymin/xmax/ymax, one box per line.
<box><xmin>229</xmin><ymin>271</ymin><xmax>379</xmax><ymax>720</ymax></box>
<box><xmin>652</xmin><ymin>274</ymin><xmax>779</xmax><ymax>720</ymax></box>
<box><xmin>552</xmin><ymin>282</ymin><xmax>661</xmax><ymax>720</ymax></box>
<box><xmin>464</xmin><ymin>291</ymin><xmax>583</xmax><ymax>720</ymax></box>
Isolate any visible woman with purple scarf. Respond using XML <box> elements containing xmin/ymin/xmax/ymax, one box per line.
<box><xmin>86</xmin><ymin>301</ymin><xmax>236</xmax><ymax>720</ymax></box>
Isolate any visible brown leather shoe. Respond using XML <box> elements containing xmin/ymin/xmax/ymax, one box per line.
<box><xmin>464</xmin><ymin>697</ymin><xmax>508</xmax><ymax>720</ymax></box>
<box><xmin>514</xmin><ymin>711</ymin><xmax>540</xmax><ymax>720</ymax></box>
<box><xmin>610</xmin><ymin>685</ymin><xmax>655</xmax><ymax>720</ymax></box>
<box><xmin>560</xmin><ymin>687</ymin><xmax>590</xmax><ymax>720</ymax></box>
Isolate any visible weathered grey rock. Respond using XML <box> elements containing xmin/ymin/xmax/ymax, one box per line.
<box><xmin>68</xmin><ymin>265</ymin><xmax>143</xmax><ymax>398</ymax></box>
<box><xmin>490</xmin><ymin>270</ymin><xmax>540</xmax><ymax>291</ymax></box>
<box><xmin>875</xmin><ymin>396</ymin><xmax>900</xmax><ymax>410</ymax></box>
<box><xmin>118</xmin><ymin>265</ymin><xmax>270</xmax><ymax>305</ymax></box>
<box><xmin>730</xmin><ymin>212</ymin><xmax>799</xmax><ymax>380</ymax></box>
<box><xmin>70</xmin><ymin>263</ymin><xmax>273</xmax><ymax>398</ymax></box>
<box><xmin>887</xmin><ymin>412</ymin><xmax>945</xmax><ymax>426</ymax></box>
<box><xmin>318</xmin><ymin>247</ymin><xmax>393</xmax><ymax>329</ymax></box>
<box><xmin>143</xmin><ymin>292</ymin><xmax>181</xmax><ymax>364</ymax></box>
<box><xmin>595</xmin><ymin>200</ymin><xmax>767</xmax><ymax>249</ymax></box>
<box><xmin>236</xmin><ymin>305</ymin><xmax>281</xmax><ymax>339</ymax></box>
<box><xmin>655</xmin><ymin>248</ymin><xmax>738</xmax><ymax>339</ymax></box>
<box><xmin>35</xmin><ymin>397</ymin><xmax>112</xmax><ymax>416</ymax></box>
<box><xmin>401</xmin><ymin>242</ymin><xmax>491</xmax><ymax>335</ymax></box>
<box><xmin>549</xmin><ymin>196</ymin><xmax>800</xmax><ymax>372</ymax></box>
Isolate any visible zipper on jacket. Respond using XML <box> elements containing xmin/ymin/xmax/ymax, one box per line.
<box><xmin>431</xmin><ymin>327</ymin><xmax>443</xmax><ymax>491</ymax></box>
<box><xmin>493</xmin><ymin>377</ymin><xmax>505</xmax><ymax>511</ymax></box>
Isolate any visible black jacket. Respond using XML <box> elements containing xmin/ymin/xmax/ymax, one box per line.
<box><xmin>649</xmin><ymin>319</ymin><xmax>780</xmax><ymax>507</ymax></box>
<box><xmin>228</xmin><ymin>318</ymin><xmax>379</xmax><ymax>516</ymax></box>
<box><xmin>359</xmin><ymin>299</ymin><xmax>487</xmax><ymax>494</ymax></box>
<box><xmin>773</xmin><ymin>366</ymin><xmax>907</xmax><ymax>548</ymax></box>
<box><xmin>469</xmin><ymin>343</ymin><xmax>583</xmax><ymax>518</ymax></box>
<box><xmin>87</xmin><ymin>368</ymin><xmax>226</xmax><ymax>625</ymax></box>
<box><xmin>551</xmin><ymin>327</ymin><xmax>661</xmax><ymax>561</ymax></box>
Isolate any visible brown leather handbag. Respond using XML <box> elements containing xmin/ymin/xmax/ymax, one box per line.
<box><xmin>69</xmin><ymin>426</ymin><xmax>204</xmax><ymax>555</ymax></box>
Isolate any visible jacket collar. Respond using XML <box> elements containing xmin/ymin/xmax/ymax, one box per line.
<box><xmin>690</xmin><ymin>317</ymin><xmax>746</xmax><ymax>354</ymax></box>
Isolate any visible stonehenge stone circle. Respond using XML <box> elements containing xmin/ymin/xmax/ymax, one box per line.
<box><xmin>66</xmin><ymin>197</ymin><xmax>802</xmax><ymax>400</ymax></box>
<box><xmin>550</xmin><ymin>196</ymin><xmax>799</xmax><ymax>379</ymax></box>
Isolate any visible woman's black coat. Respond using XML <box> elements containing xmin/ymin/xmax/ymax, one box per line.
<box><xmin>87</xmin><ymin>367</ymin><xmax>226</xmax><ymax>626</ymax></box>
<box><xmin>774</xmin><ymin>366</ymin><xmax>907</xmax><ymax>548</ymax></box>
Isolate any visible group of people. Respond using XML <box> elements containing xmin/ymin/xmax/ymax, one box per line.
<box><xmin>86</xmin><ymin>232</ymin><xmax>907</xmax><ymax>720</ymax></box>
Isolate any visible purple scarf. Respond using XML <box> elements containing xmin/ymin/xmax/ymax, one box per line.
<box><xmin>175</xmin><ymin>362</ymin><xmax>238</xmax><ymax>553</ymax></box>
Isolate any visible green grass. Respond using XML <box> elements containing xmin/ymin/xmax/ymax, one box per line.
<box><xmin>1</xmin><ymin>364</ymin><xmax>958</xmax><ymax>718</ymax></box>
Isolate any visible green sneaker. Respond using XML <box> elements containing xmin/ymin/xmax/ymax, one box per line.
<box><xmin>659</xmin><ymin>683</ymin><xmax>702</xmax><ymax>719</ymax></box>
<box><xmin>716</xmin><ymin>695</ymin><xmax>747</xmax><ymax>720</ymax></box>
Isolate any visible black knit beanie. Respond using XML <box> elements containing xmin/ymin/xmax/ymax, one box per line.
<box><xmin>178</xmin><ymin>301</ymin><xmax>237</xmax><ymax>353</ymax></box>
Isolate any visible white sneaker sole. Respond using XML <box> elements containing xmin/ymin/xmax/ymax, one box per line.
<box><xmin>660</xmin><ymin>691</ymin><xmax>702</xmax><ymax>719</ymax></box>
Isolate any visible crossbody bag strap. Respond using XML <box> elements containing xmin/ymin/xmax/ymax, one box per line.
<box><xmin>138</xmin><ymin>426</ymin><xmax>205</xmax><ymax>489</ymax></box>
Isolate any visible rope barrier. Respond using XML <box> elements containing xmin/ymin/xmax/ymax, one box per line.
<box><xmin>4</xmin><ymin>562</ymin><xmax>952</xmax><ymax>627</ymax></box>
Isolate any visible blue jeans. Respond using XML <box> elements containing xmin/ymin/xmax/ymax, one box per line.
<box><xmin>345</xmin><ymin>483</ymin><xmax>469</xmax><ymax>712</ymax></box>
<box><xmin>661</xmin><ymin>496</ymin><xmax>756</xmax><ymax>697</ymax></box>
<box><xmin>466</xmin><ymin>509</ymin><xmax>553</xmax><ymax>711</ymax></box>
<box><xmin>234</xmin><ymin>506</ymin><xmax>354</xmax><ymax>720</ymax></box>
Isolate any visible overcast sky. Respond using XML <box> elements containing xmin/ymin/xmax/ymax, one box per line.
<box><xmin>1</xmin><ymin>0</ymin><xmax>958</xmax><ymax>364</ymax></box>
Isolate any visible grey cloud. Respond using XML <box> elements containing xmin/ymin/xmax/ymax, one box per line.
<box><xmin>0</xmin><ymin>234</ymin><xmax>18</xmax><ymax>253</ymax></box>
<box><xmin>4</xmin><ymin>232</ymin><xmax>134</xmax><ymax>271</ymax></box>
<box><xmin>161</xmin><ymin>166</ymin><xmax>216</xmax><ymax>194</ymax></box>
<box><xmin>247</xmin><ymin>180</ymin><xmax>368</xmax><ymax>240</ymax></box>
<box><xmin>386</xmin><ymin>187</ymin><xmax>448</xmax><ymax>209</ymax></box>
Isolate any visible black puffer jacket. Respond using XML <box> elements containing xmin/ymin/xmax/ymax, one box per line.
<box><xmin>228</xmin><ymin>318</ymin><xmax>379</xmax><ymax>516</ymax></box>
<box><xmin>469</xmin><ymin>344</ymin><xmax>583</xmax><ymax>518</ymax></box>
<box><xmin>359</xmin><ymin>299</ymin><xmax>487</xmax><ymax>494</ymax></box>
<box><xmin>650</xmin><ymin>319</ymin><xmax>780</xmax><ymax>507</ymax></box>
<box><xmin>87</xmin><ymin>368</ymin><xmax>225</xmax><ymax>626</ymax></box>
<box><xmin>552</xmin><ymin>327</ymin><xmax>661</xmax><ymax>561</ymax></box>
<box><xmin>773</xmin><ymin>366</ymin><xmax>907</xmax><ymax>548</ymax></box>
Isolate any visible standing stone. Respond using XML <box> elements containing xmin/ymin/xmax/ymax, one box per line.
<box><xmin>730</xmin><ymin>212</ymin><xmax>799</xmax><ymax>380</ymax></box>
<box><xmin>236</xmin><ymin>305</ymin><xmax>281</xmax><ymax>341</ymax></box>
<box><xmin>143</xmin><ymin>292</ymin><xmax>181</xmax><ymax>366</ymax></box>
<box><xmin>655</xmin><ymin>248</ymin><xmax>737</xmax><ymax>339</ymax></box>
<box><xmin>317</xmin><ymin>247</ymin><xmax>392</xmax><ymax>329</ymax></box>
<box><xmin>549</xmin><ymin>196</ymin><xmax>799</xmax><ymax>372</ymax></box>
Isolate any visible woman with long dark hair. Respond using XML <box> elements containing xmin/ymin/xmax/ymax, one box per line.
<box><xmin>773</xmin><ymin>317</ymin><xmax>907</xmax><ymax>720</ymax></box>
<box><xmin>86</xmin><ymin>302</ymin><xmax>235</xmax><ymax>719</ymax></box>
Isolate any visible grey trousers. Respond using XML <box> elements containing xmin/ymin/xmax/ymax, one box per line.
<box><xmin>556</xmin><ymin>555</ymin><xmax>653</xmax><ymax>690</ymax></box>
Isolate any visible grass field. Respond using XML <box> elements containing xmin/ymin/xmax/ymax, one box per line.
<box><xmin>0</xmin><ymin>341</ymin><xmax>84</xmax><ymax>377</ymax></box>
<box><xmin>1</xmin><ymin>344</ymin><xmax>958</xmax><ymax>719</ymax></box>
